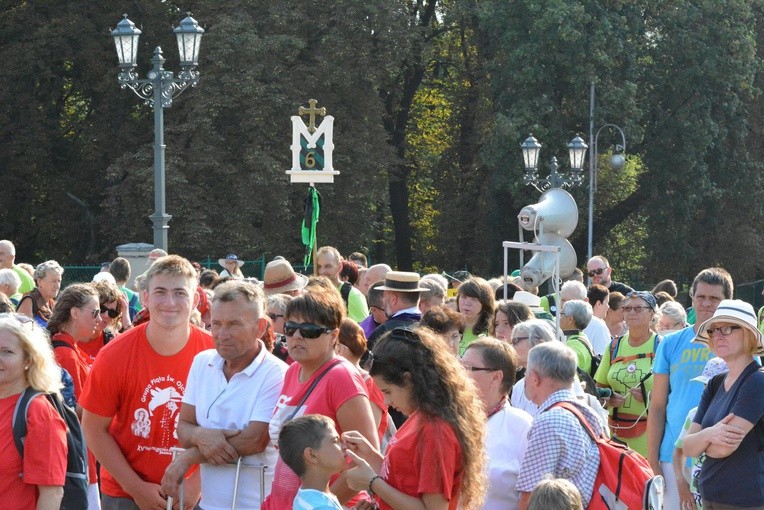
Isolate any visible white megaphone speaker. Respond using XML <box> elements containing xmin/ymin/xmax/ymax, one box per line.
<box><xmin>517</xmin><ymin>188</ymin><xmax>578</xmax><ymax>237</ymax></box>
<box><xmin>520</xmin><ymin>233</ymin><xmax>578</xmax><ymax>288</ymax></box>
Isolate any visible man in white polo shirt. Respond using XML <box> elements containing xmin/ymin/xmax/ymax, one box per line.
<box><xmin>161</xmin><ymin>280</ymin><xmax>287</xmax><ymax>509</ymax></box>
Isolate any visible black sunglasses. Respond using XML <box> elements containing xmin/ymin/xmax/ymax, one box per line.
<box><xmin>100</xmin><ymin>306</ymin><xmax>120</xmax><ymax>319</ymax></box>
<box><xmin>284</xmin><ymin>321</ymin><xmax>334</xmax><ymax>339</ymax></box>
<box><xmin>587</xmin><ymin>267</ymin><xmax>607</xmax><ymax>277</ymax></box>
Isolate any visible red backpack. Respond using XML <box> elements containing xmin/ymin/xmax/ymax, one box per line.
<box><xmin>551</xmin><ymin>402</ymin><xmax>664</xmax><ymax>510</ymax></box>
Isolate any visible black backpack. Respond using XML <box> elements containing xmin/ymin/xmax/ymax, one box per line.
<box><xmin>13</xmin><ymin>387</ymin><xmax>89</xmax><ymax>509</ymax></box>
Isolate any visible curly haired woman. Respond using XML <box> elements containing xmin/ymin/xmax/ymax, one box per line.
<box><xmin>344</xmin><ymin>326</ymin><xmax>487</xmax><ymax>509</ymax></box>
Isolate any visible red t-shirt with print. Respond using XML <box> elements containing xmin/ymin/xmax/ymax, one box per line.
<box><xmin>0</xmin><ymin>393</ymin><xmax>67</xmax><ymax>509</ymax></box>
<box><xmin>79</xmin><ymin>323</ymin><xmax>213</xmax><ymax>499</ymax></box>
<box><xmin>377</xmin><ymin>411</ymin><xmax>463</xmax><ymax>510</ymax></box>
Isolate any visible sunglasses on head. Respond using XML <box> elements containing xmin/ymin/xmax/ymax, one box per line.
<box><xmin>284</xmin><ymin>321</ymin><xmax>334</xmax><ymax>339</ymax></box>
<box><xmin>588</xmin><ymin>267</ymin><xmax>608</xmax><ymax>277</ymax></box>
<box><xmin>390</xmin><ymin>326</ymin><xmax>419</xmax><ymax>343</ymax></box>
<box><xmin>100</xmin><ymin>306</ymin><xmax>120</xmax><ymax>319</ymax></box>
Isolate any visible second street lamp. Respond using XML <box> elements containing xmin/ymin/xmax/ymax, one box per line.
<box><xmin>111</xmin><ymin>13</ymin><xmax>204</xmax><ymax>252</ymax></box>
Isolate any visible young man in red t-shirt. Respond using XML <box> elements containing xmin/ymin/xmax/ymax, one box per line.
<box><xmin>80</xmin><ymin>255</ymin><xmax>214</xmax><ymax>510</ymax></box>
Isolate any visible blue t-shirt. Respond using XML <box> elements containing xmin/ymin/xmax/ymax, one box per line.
<box><xmin>653</xmin><ymin>326</ymin><xmax>710</xmax><ymax>463</ymax></box>
<box><xmin>293</xmin><ymin>488</ymin><xmax>344</xmax><ymax>510</ymax></box>
<box><xmin>694</xmin><ymin>362</ymin><xmax>764</xmax><ymax>507</ymax></box>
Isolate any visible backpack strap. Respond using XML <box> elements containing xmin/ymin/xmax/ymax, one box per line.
<box><xmin>609</xmin><ymin>335</ymin><xmax>624</xmax><ymax>365</ymax></box>
<box><xmin>52</xmin><ymin>340</ymin><xmax>73</xmax><ymax>350</ymax></box>
<box><xmin>340</xmin><ymin>282</ymin><xmax>352</xmax><ymax>307</ymax></box>
<box><xmin>12</xmin><ymin>387</ymin><xmax>45</xmax><ymax>457</ymax></box>
<box><xmin>611</xmin><ymin>334</ymin><xmax>661</xmax><ymax>365</ymax></box>
<box><xmin>550</xmin><ymin>401</ymin><xmax>604</xmax><ymax>442</ymax></box>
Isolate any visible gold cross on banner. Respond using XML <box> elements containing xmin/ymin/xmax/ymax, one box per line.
<box><xmin>298</xmin><ymin>99</ymin><xmax>327</xmax><ymax>134</ymax></box>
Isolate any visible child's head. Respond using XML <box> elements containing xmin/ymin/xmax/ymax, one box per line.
<box><xmin>278</xmin><ymin>414</ymin><xmax>346</xmax><ymax>478</ymax></box>
<box><xmin>528</xmin><ymin>477</ymin><xmax>583</xmax><ymax>510</ymax></box>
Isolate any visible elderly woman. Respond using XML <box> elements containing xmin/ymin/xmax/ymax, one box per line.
<box><xmin>0</xmin><ymin>314</ymin><xmax>68</xmax><ymax>509</ymax></box>
<box><xmin>683</xmin><ymin>300</ymin><xmax>764</xmax><ymax>509</ymax></box>
<box><xmin>456</xmin><ymin>277</ymin><xmax>496</xmax><ymax>356</ymax></box>
<box><xmin>491</xmin><ymin>300</ymin><xmax>534</xmax><ymax>343</ymax></box>
<box><xmin>594</xmin><ymin>291</ymin><xmax>661</xmax><ymax>457</ymax></box>
<box><xmin>0</xmin><ymin>268</ymin><xmax>22</xmax><ymax>305</ymax></box>
<box><xmin>263</xmin><ymin>287</ymin><xmax>379</xmax><ymax>509</ymax></box>
<box><xmin>463</xmin><ymin>338</ymin><xmax>532</xmax><ymax>510</ymax></box>
<box><xmin>509</xmin><ymin>319</ymin><xmax>557</xmax><ymax>415</ymax></box>
<box><xmin>657</xmin><ymin>300</ymin><xmax>687</xmax><ymax>334</ymax></box>
<box><xmin>17</xmin><ymin>260</ymin><xmax>63</xmax><ymax>327</ymax></box>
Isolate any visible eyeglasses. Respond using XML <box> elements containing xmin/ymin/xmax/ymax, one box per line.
<box><xmin>81</xmin><ymin>307</ymin><xmax>100</xmax><ymax>319</ymax></box>
<box><xmin>587</xmin><ymin>267</ymin><xmax>608</xmax><ymax>277</ymax></box>
<box><xmin>284</xmin><ymin>321</ymin><xmax>334</xmax><ymax>339</ymax></box>
<box><xmin>461</xmin><ymin>364</ymin><xmax>497</xmax><ymax>372</ymax></box>
<box><xmin>510</xmin><ymin>336</ymin><xmax>529</xmax><ymax>346</ymax></box>
<box><xmin>622</xmin><ymin>306</ymin><xmax>650</xmax><ymax>314</ymax></box>
<box><xmin>706</xmin><ymin>325</ymin><xmax>742</xmax><ymax>337</ymax></box>
<box><xmin>100</xmin><ymin>306</ymin><xmax>120</xmax><ymax>319</ymax></box>
<box><xmin>267</xmin><ymin>313</ymin><xmax>284</xmax><ymax>321</ymax></box>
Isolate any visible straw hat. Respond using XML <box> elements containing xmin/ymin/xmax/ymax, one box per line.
<box><xmin>262</xmin><ymin>259</ymin><xmax>308</xmax><ymax>296</ymax></box>
<box><xmin>218</xmin><ymin>254</ymin><xmax>244</xmax><ymax>268</ymax></box>
<box><xmin>695</xmin><ymin>299</ymin><xmax>764</xmax><ymax>355</ymax></box>
<box><xmin>377</xmin><ymin>271</ymin><xmax>427</xmax><ymax>292</ymax></box>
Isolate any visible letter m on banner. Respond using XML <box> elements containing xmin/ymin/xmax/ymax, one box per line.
<box><xmin>287</xmin><ymin>100</ymin><xmax>339</xmax><ymax>184</ymax></box>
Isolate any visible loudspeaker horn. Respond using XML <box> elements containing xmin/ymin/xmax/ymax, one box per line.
<box><xmin>517</xmin><ymin>188</ymin><xmax>579</xmax><ymax>238</ymax></box>
<box><xmin>520</xmin><ymin>233</ymin><xmax>578</xmax><ymax>289</ymax></box>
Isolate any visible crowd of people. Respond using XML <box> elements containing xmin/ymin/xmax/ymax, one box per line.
<box><xmin>0</xmin><ymin>238</ymin><xmax>762</xmax><ymax>510</ymax></box>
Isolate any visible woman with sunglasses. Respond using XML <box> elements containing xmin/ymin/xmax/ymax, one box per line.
<box><xmin>79</xmin><ymin>280</ymin><xmax>130</xmax><ymax>365</ymax></box>
<box><xmin>463</xmin><ymin>337</ymin><xmax>532</xmax><ymax>510</ymax></box>
<box><xmin>594</xmin><ymin>290</ymin><xmax>661</xmax><ymax>457</ymax></box>
<box><xmin>343</xmin><ymin>326</ymin><xmax>487</xmax><ymax>510</ymax></box>
<box><xmin>682</xmin><ymin>300</ymin><xmax>764</xmax><ymax>509</ymax></box>
<box><xmin>263</xmin><ymin>288</ymin><xmax>379</xmax><ymax>509</ymax></box>
<box><xmin>0</xmin><ymin>314</ymin><xmax>68</xmax><ymax>509</ymax></box>
<box><xmin>47</xmin><ymin>283</ymin><xmax>103</xmax><ymax>509</ymax></box>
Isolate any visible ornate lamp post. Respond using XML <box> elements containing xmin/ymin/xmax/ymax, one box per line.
<box><xmin>111</xmin><ymin>14</ymin><xmax>204</xmax><ymax>251</ymax></box>
<box><xmin>520</xmin><ymin>134</ymin><xmax>589</xmax><ymax>193</ymax></box>
<box><xmin>587</xmin><ymin>124</ymin><xmax>626</xmax><ymax>261</ymax></box>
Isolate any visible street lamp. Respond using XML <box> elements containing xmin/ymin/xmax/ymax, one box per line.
<box><xmin>586</xmin><ymin>124</ymin><xmax>626</xmax><ymax>262</ymax></box>
<box><xmin>520</xmin><ymin>134</ymin><xmax>588</xmax><ymax>193</ymax></box>
<box><xmin>111</xmin><ymin>13</ymin><xmax>204</xmax><ymax>251</ymax></box>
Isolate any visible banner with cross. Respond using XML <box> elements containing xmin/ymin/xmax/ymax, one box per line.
<box><xmin>287</xmin><ymin>99</ymin><xmax>339</xmax><ymax>184</ymax></box>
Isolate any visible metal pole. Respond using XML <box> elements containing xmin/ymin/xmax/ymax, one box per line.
<box><xmin>587</xmin><ymin>81</ymin><xmax>595</xmax><ymax>265</ymax></box>
<box><xmin>150</xmin><ymin>47</ymin><xmax>171</xmax><ymax>251</ymax></box>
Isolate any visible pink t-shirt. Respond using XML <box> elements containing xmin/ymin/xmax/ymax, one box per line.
<box><xmin>263</xmin><ymin>356</ymin><xmax>368</xmax><ymax>509</ymax></box>
<box><xmin>79</xmin><ymin>323</ymin><xmax>213</xmax><ymax>499</ymax></box>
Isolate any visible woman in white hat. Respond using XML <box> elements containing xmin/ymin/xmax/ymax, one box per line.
<box><xmin>682</xmin><ymin>299</ymin><xmax>764</xmax><ymax>509</ymax></box>
<box><xmin>218</xmin><ymin>254</ymin><xmax>244</xmax><ymax>279</ymax></box>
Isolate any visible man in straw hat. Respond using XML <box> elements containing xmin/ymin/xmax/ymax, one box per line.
<box><xmin>262</xmin><ymin>258</ymin><xmax>308</xmax><ymax>297</ymax></box>
<box><xmin>367</xmin><ymin>271</ymin><xmax>426</xmax><ymax>348</ymax></box>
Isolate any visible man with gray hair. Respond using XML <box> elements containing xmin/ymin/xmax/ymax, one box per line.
<box><xmin>559</xmin><ymin>300</ymin><xmax>596</xmax><ymax>376</ymax></box>
<box><xmin>162</xmin><ymin>280</ymin><xmax>287</xmax><ymax>509</ymax></box>
<box><xmin>359</xmin><ymin>281</ymin><xmax>387</xmax><ymax>340</ymax></box>
<box><xmin>0</xmin><ymin>267</ymin><xmax>22</xmax><ymax>305</ymax></box>
<box><xmin>0</xmin><ymin>240</ymin><xmax>35</xmax><ymax>296</ymax></box>
<box><xmin>516</xmin><ymin>342</ymin><xmax>603</xmax><ymax>509</ymax></box>
<box><xmin>358</xmin><ymin>263</ymin><xmax>392</xmax><ymax>296</ymax></box>
<box><xmin>561</xmin><ymin>280</ymin><xmax>610</xmax><ymax>356</ymax></box>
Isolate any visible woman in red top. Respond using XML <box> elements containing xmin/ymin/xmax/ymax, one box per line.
<box><xmin>80</xmin><ymin>280</ymin><xmax>130</xmax><ymax>364</ymax></box>
<box><xmin>344</xmin><ymin>326</ymin><xmax>487</xmax><ymax>510</ymax></box>
<box><xmin>0</xmin><ymin>313</ymin><xmax>67</xmax><ymax>509</ymax></box>
<box><xmin>47</xmin><ymin>283</ymin><xmax>103</xmax><ymax>509</ymax></box>
<box><xmin>337</xmin><ymin>318</ymin><xmax>389</xmax><ymax>444</ymax></box>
